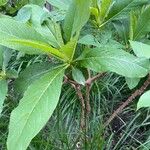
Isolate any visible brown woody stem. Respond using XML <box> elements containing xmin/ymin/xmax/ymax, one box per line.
<box><xmin>105</xmin><ymin>74</ymin><xmax>150</xmax><ymax>127</ymax></box>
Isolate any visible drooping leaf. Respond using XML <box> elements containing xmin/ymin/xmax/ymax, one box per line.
<box><xmin>0</xmin><ymin>18</ymin><xmax>66</xmax><ymax>60</ymax></box>
<box><xmin>63</xmin><ymin>0</ymin><xmax>91</xmax><ymax>41</ymax></box>
<box><xmin>137</xmin><ymin>90</ymin><xmax>150</xmax><ymax>110</ymax></box>
<box><xmin>126</xmin><ymin>77</ymin><xmax>140</xmax><ymax>89</ymax></box>
<box><xmin>7</xmin><ymin>65</ymin><xmax>66</xmax><ymax>150</ymax></box>
<box><xmin>133</xmin><ymin>6</ymin><xmax>150</xmax><ymax>40</ymax></box>
<box><xmin>130</xmin><ymin>41</ymin><xmax>150</xmax><ymax>58</ymax></box>
<box><xmin>0</xmin><ymin>79</ymin><xmax>7</xmax><ymax>114</ymax></box>
<box><xmin>15</xmin><ymin>5</ymin><xmax>32</xmax><ymax>23</ymax></box>
<box><xmin>77</xmin><ymin>47</ymin><xmax>149</xmax><ymax>78</ymax></box>
<box><xmin>72</xmin><ymin>67</ymin><xmax>85</xmax><ymax>85</ymax></box>
<box><xmin>14</xmin><ymin>62</ymin><xmax>56</xmax><ymax>95</ymax></box>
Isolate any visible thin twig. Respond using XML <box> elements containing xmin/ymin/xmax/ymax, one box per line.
<box><xmin>85</xmin><ymin>85</ymin><xmax>91</xmax><ymax>115</ymax></box>
<box><xmin>86</xmin><ymin>73</ymin><xmax>106</xmax><ymax>85</ymax></box>
<box><xmin>105</xmin><ymin>74</ymin><xmax>150</xmax><ymax>127</ymax></box>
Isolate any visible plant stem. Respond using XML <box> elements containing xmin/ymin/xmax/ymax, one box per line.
<box><xmin>86</xmin><ymin>73</ymin><xmax>105</xmax><ymax>85</ymax></box>
<box><xmin>75</xmin><ymin>85</ymin><xmax>86</xmax><ymax>130</ymax></box>
<box><xmin>64</xmin><ymin>76</ymin><xmax>86</xmax><ymax>129</ymax></box>
<box><xmin>105</xmin><ymin>74</ymin><xmax>150</xmax><ymax>127</ymax></box>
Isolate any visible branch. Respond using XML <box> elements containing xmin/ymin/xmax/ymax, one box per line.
<box><xmin>86</xmin><ymin>73</ymin><xmax>106</xmax><ymax>85</ymax></box>
<box><xmin>105</xmin><ymin>74</ymin><xmax>150</xmax><ymax>127</ymax></box>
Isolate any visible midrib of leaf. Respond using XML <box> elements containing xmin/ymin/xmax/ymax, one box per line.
<box><xmin>13</xmin><ymin>66</ymin><xmax>66</xmax><ymax>145</ymax></box>
<box><xmin>8</xmin><ymin>39</ymin><xmax>68</xmax><ymax>60</ymax></box>
<box><xmin>99</xmin><ymin>0</ymin><xmax>136</xmax><ymax>28</ymax></box>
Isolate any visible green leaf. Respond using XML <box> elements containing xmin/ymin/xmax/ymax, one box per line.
<box><xmin>0</xmin><ymin>47</ymin><xmax>3</xmax><ymax>68</ymax></box>
<box><xmin>126</xmin><ymin>77</ymin><xmax>140</xmax><ymax>89</ymax></box>
<box><xmin>0</xmin><ymin>18</ymin><xmax>66</xmax><ymax>60</ymax></box>
<box><xmin>0</xmin><ymin>0</ymin><xmax>8</xmax><ymax>6</ymax></box>
<box><xmin>0</xmin><ymin>46</ymin><xmax>12</xmax><ymax>71</ymax></box>
<box><xmin>47</xmin><ymin>0</ymin><xmax>71</xmax><ymax>10</ymax></box>
<box><xmin>72</xmin><ymin>67</ymin><xmax>85</xmax><ymax>85</ymax></box>
<box><xmin>7</xmin><ymin>65</ymin><xmax>66</xmax><ymax>150</ymax></box>
<box><xmin>29</xmin><ymin>0</ymin><xmax>46</xmax><ymax>6</ymax></box>
<box><xmin>133</xmin><ymin>6</ymin><xmax>150</xmax><ymax>40</ymax></box>
<box><xmin>130</xmin><ymin>41</ymin><xmax>150</xmax><ymax>58</ymax></box>
<box><xmin>0</xmin><ymin>79</ymin><xmax>7</xmax><ymax>114</ymax></box>
<box><xmin>15</xmin><ymin>5</ymin><xmax>32</xmax><ymax>23</ymax></box>
<box><xmin>99</xmin><ymin>0</ymin><xmax>112</xmax><ymax>22</ymax></box>
<box><xmin>63</xmin><ymin>0</ymin><xmax>91</xmax><ymax>41</ymax></box>
<box><xmin>61</xmin><ymin>38</ymin><xmax>77</xmax><ymax>60</ymax></box>
<box><xmin>6</xmin><ymin>70</ymin><xmax>18</xmax><ymax>79</ymax></box>
<box><xmin>77</xmin><ymin>47</ymin><xmax>149</xmax><ymax>78</ymax></box>
<box><xmin>129</xmin><ymin>11</ymin><xmax>138</xmax><ymax>40</ymax></box>
<box><xmin>113</xmin><ymin>19</ymin><xmax>129</xmax><ymax>44</ymax></box>
<box><xmin>2</xmin><ymin>48</ymin><xmax>12</xmax><ymax>71</ymax></box>
<box><xmin>14</xmin><ymin>62</ymin><xmax>56</xmax><ymax>95</ymax></box>
<box><xmin>9</xmin><ymin>38</ymin><xmax>66</xmax><ymax>59</ymax></box>
<box><xmin>16</xmin><ymin>5</ymin><xmax>61</xmax><ymax>48</ymax></box>
<box><xmin>137</xmin><ymin>90</ymin><xmax>150</xmax><ymax>110</ymax></box>
<box><xmin>101</xmin><ymin>0</ymin><xmax>149</xmax><ymax>27</ymax></box>
<box><xmin>78</xmin><ymin>34</ymin><xmax>100</xmax><ymax>47</ymax></box>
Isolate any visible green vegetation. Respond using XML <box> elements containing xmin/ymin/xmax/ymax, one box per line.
<box><xmin>0</xmin><ymin>0</ymin><xmax>150</xmax><ymax>149</ymax></box>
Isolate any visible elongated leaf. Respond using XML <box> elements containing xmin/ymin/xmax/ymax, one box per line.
<box><xmin>133</xmin><ymin>6</ymin><xmax>150</xmax><ymax>40</ymax></box>
<box><xmin>0</xmin><ymin>79</ymin><xmax>7</xmax><ymax>114</ymax></box>
<box><xmin>0</xmin><ymin>18</ymin><xmax>66</xmax><ymax>60</ymax></box>
<box><xmin>130</xmin><ymin>41</ymin><xmax>150</xmax><ymax>58</ymax></box>
<box><xmin>9</xmin><ymin>39</ymin><xmax>65</xmax><ymax>59</ymax></box>
<box><xmin>7</xmin><ymin>65</ymin><xmax>66</xmax><ymax>150</ymax></box>
<box><xmin>77</xmin><ymin>47</ymin><xmax>149</xmax><ymax>78</ymax></box>
<box><xmin>14</xmin><ymin>62</ymin><xmax>56</xmax><ymax>95</ymax></box>
<box><xmin>137</xmin><ymin>90</ymin><xmax>150</xmax><ymax>110</ymax></box>
<box><xmin>63</xmin><ymin>0</ymin><xmax>90</xmax><ymax>41</ymax></box>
